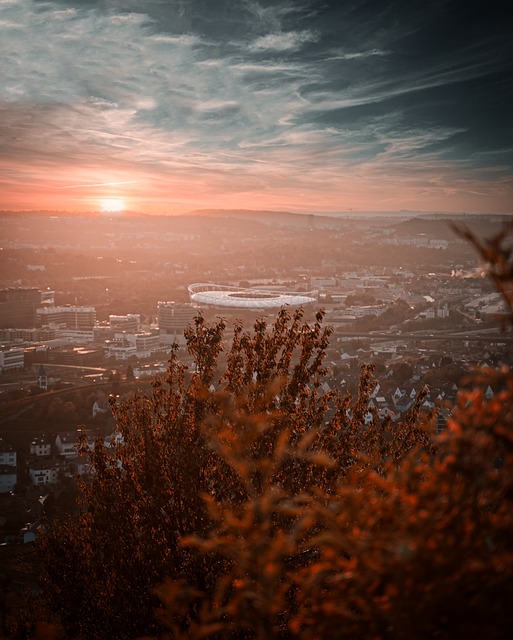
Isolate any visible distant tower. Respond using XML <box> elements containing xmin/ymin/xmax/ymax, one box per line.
<box><xmin>37</xmin><ymin>364</ymin><xmax>48</xmax><ymax>391</ymax></box>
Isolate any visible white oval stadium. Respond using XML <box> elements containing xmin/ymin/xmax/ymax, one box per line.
<box><xmin>188</xmin><ymin>283</ymin><xmax>318</xmax><ymax>310</ymax></box>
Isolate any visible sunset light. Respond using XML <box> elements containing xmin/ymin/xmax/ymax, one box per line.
<box><xmin>0</xmin><ymin>1</ymin><xmax>511</xmax><ymax>214</ymax></box>
<box><xmin>100</xmin><ymin>199</ymin><xmax>125</xmax><ymax>213</ymax></box>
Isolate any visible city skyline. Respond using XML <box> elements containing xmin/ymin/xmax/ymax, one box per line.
<box><xmin>1</xmin><ymin>0</ymin><xmax>512</xmax><ymax>215</ymax></box>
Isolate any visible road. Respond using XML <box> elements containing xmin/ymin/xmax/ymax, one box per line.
<box><xmin>333</xmin><ymin>330</ymin><xmax>513</xmax><ymax>343</ymax></box>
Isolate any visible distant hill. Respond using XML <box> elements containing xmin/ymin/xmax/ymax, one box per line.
<box><xmin>185</xmin><ymin>209</ymin><xmax>369</xmax><ymax>229</ymax></box>
<box><xmin>392</xmin><ymin>214</ymin><xmax>513</xmax><ymax>239</ymax></box>
<box><xmin>185</xmin><ymin>208</ymin><xmax>513</xmax><ymax>228</ymax></box>
<box><xmin>187</xmin><ymin>209</ymin><xmax>311</xmax><ymax>223</ymax></box>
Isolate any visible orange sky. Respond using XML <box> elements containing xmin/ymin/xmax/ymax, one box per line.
<box><xmin>2</xmin><ymin>155</ymin><xmax>512</xmax><ymax>216</ymax></box>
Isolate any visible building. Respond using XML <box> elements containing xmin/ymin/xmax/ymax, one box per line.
<box><xmin>104</xmin><ymin>331</ymin><xmax>160</xmax><ymax>360</ymax></box>
<box><xmin>187</xmin><ymin>283</ymin><xmax>318</xmax><ymax>310</ymax></box>
<box><xmin>133</xmin><ymin>362</ymin><xmax>168</xmax><ymax>378</ymax></box>
<box><xmin>158</xmin><ymin>302</ymin><xmax>199</xmax><ymax>345</ymax></box>
<box><xmin>104</xmin><ymin>338</ymin><xmax>137</xmax><ymax>361</ymax></box>
<box><xmin>0</xmin><ymin>345</ymin><xmax>24</xmax><ymax>371</ymax></box>
<box><xmin>55</xmin><ymin>429</ymin><xmax>93</xmax><ymax>458</ymax></box>
<box><xmin>30</xmin><ymin>435</ymin><xmax>53</xmax><ymax>457</ymax></box>
<box><xmin>0</xmin><ymin>437</ymin><xmax>17</xmax><ymax>495</ymax></box>
<box><xmin>0</xmin><ymin>327</ymin><xmax>56</xmax><ymax>343</ymax></box>
<box><xmin>0</xmin><ymin>287</ymin><xmax>42</xmax><ymax>328</ymax></box>
<box><xmin>0</xmin><ymin>467</ymin><xmax>17</xmax><ymax>493</ymax></box>
<box><xmin>28</xmin><ymin>458</ymin><xmax>70</xmax><ymax>485</ymax></box>
<box><xmin>28</xmin><ymin>459</ymin><xmax>60</xmax><ymax>486</ymax></box>
<box><xmin>338</xmin><ymin>304</ymin><xmax>387</xmax><ymax>319</ymax></box>
<box><xmin>45</xmin><ymin>346</ymin><xmax>102</xmax><ymax>366</ymax></box>
<box><xmin>134</xmin><ymin>332</ymin><xmax>160</xmax><ymax>357</ymax></box>
<box><xmin>37</xmin><ymin>364</ymin><xmax>48</xmax><ymax>390</ymax></box>
<box><xmin>0</xmin><ymin>438</ymin><xmax>17</xmax><ymax>467</ymax></box>
<box><xmin>109</xmin><ymin>314</ymin><xmax>141</xmax><ymax>332</ymax></box>
<box><xmin>92</xmin><ymin>395</ymin><xmax>110</xmax><ymax>418</ymax></box>
<box><xmin>54</xmin><ymin>328</ymin><xmax>95</xmax><ymax>343</ymax></box>
<box><xmin>37</xmin><ymin>305</ymin><xmax>96</xmax><ymax>329</ymax></box>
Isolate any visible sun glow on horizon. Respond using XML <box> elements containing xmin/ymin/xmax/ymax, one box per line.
<box><xmin>100</xmin><ymin>198</ymin><xmax>125</xmax><ymax>213</ymax></box>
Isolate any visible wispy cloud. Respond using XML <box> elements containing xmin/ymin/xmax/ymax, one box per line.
<box><xmin>248</xmin><ymin>30</ymin><xmax>317</xmax><ymax>52</ymax></box>
<box><xmin>325</xmin><ymin>48</ymin><xmax>390</xmax><ymax>61</ymax></box>
<box><xmin>0</xmin><ymin>0</ymin><xmax>511</xmax><ymax>213</ymax></box>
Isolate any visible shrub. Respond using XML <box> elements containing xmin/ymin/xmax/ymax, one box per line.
<box><xmin>37</xmin><ymin>226</ymin><xmax>513</xmax><ymax>639</ymax></box>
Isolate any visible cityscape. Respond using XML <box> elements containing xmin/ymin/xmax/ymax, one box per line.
<box><xmin>1</xmin><ymin>209</ymin><xmax>511</xmax><ymax>498</ymax></box>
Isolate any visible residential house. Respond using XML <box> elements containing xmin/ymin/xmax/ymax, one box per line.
<box><xmin>0</xmin><ymin>438</ymin><xmax>16</xmax><ymax>467</ymax></box>
<box><xmin>0</xmin><ymin>466</ymin><xmax>17</xmax><ymax>493</ymax></box>
<box><xmin>92</xmin><ymin>395</ymin><xmax>110</xmax><ymax>418</ymax></box>
<box><xmin>30</xmin><ymin>435</ymin><xmax>53</xmax><ymax>457</ymax></box>
<box><xmin>55</xmin><ymin>428</ymin><xmax>93</xmax><ymax>458</ymax></box>
<box><xmin>28</xmin><ymin>458</ymin><xmax>67</xmax><ymax>485</ymax></box>
<box><xmin>0</xmin><ymin>438</ymin><xmax>17</xmax><ymax>493</ymax></box>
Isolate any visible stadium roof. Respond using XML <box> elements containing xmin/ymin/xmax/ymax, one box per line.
<box><xmin>188</xmin><ymin>283</ymin><xmax>318</xmax><ymax>310</ymax></box>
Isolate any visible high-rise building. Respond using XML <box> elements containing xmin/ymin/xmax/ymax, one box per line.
<box><xmin>0</xmin><ymin>288</ymin><xmax>42</xmax><ymax>328</ymax></box>
<box><xmin>158</xmin><ymin>302</ymin><xmax>198</xmax><ymax>344</ymax></box>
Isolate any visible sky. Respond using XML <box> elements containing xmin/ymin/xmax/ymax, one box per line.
<box><xmin>0</xmin><ymin>0</ymin><xmax>512</xmax><ymax>215</ymax></box>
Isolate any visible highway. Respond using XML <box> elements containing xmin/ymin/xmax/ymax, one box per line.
<box><xmin>333</xmin><ymin>330</ymin><xmax>513</xmax><ymax>343</ymax></box>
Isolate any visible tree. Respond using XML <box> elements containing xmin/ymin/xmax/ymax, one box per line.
<box><xmin>37</xmin><ymin>309</ymin><xmax>432</xmax><ymax>639</ymax></box>
<box><xmin>392</xmin><ymin>360</ymin><xmax>414</xmax><ymax>383</ymax></box>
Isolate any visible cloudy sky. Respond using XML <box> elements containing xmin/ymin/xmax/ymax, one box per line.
<box><xmin>1</xmin><ymin>0</ymin><xmax>512</xmax><ymax>214</ymax></box>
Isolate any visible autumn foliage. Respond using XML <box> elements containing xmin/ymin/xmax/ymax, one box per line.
<box><xmin>36</xmin><ymin>228</ymin><xmax>513</xmax><ymax>640</ymax></box>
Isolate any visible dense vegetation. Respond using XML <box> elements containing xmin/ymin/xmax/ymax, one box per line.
<box><xmin>11</xmin><ymin>226</ymin><xmax>513</xmax><ymax>639</ymax></box>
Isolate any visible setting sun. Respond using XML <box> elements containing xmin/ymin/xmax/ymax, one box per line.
<box><xmin>100</xmin><ymin>198</ymin><xmax>125</xmax><ymax>213</ymax></box>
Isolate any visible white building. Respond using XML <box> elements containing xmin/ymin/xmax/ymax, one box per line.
<box><xmin>104</xmin><ymin>339</ymin><xmax>137</xmax><ymax>361</ymax></box>
<box><xmin>158</xmin><ymin>301</ymin><xmax>198</xmax><ymax>345</ymax></box>
<box><xmin>29</xmin><ymin>460</ymin><xmax>61</xmax><ymax>486</ymax></box>
<box><xmin>92</xmin><ymin>395</ymin><xmax>110</xmax><ymax>418</ymax></box>
<box><xmin>55</xmin><ymin>429</ymin><xmax>93</xmax><ymax>458</ymax></box>
<box><xmin>0</xmin><ymin>438</ymin><xmax>17</xmax><ymax>467</ymax></box>
<box><xmin>0</xmin><ymin>467</ymin><xmax>17</xmax><ymax>493</ymax></box>
<box><xmin>54</xmin><ymin>328</ymin><xmax>95</xmax><ymax>343</ymax></box>
<box><xmin>37</xmin><ymin>305</ymin><xmax>96</xmax><ymax>329</ymax></box>
<box><xmin>104</xmin><ymin>330</ymin><xmax>160</xmax><ymax>360</ymax></box>
<box><xmin>30</xmin><ymin>435</ymin><xmax>53</xmax><ymax>457</ymax></box>
<box><xmin>133</xmin><ymin>363</ymin><xmax>168</xmax><ymax>378</ymax></box>
<box><xmin>0</xmin><ymin>439</ymin><xmax>17</xmax><ymax>493</ymax></box>
<box><xmin>134</xmin><ymin>332</ymin><xmax>160</xmax><ymax>357</ymax></box>
<box><xmin>0</xmin><ymin>345</ymin><xmax>24</xmax><ymax>371</ymax></box>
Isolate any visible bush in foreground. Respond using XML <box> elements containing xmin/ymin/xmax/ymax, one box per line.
<box><xmin>35</xmin><ymin>226</ymin><xmax>513</xmax><ymax>639</ymax></box>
